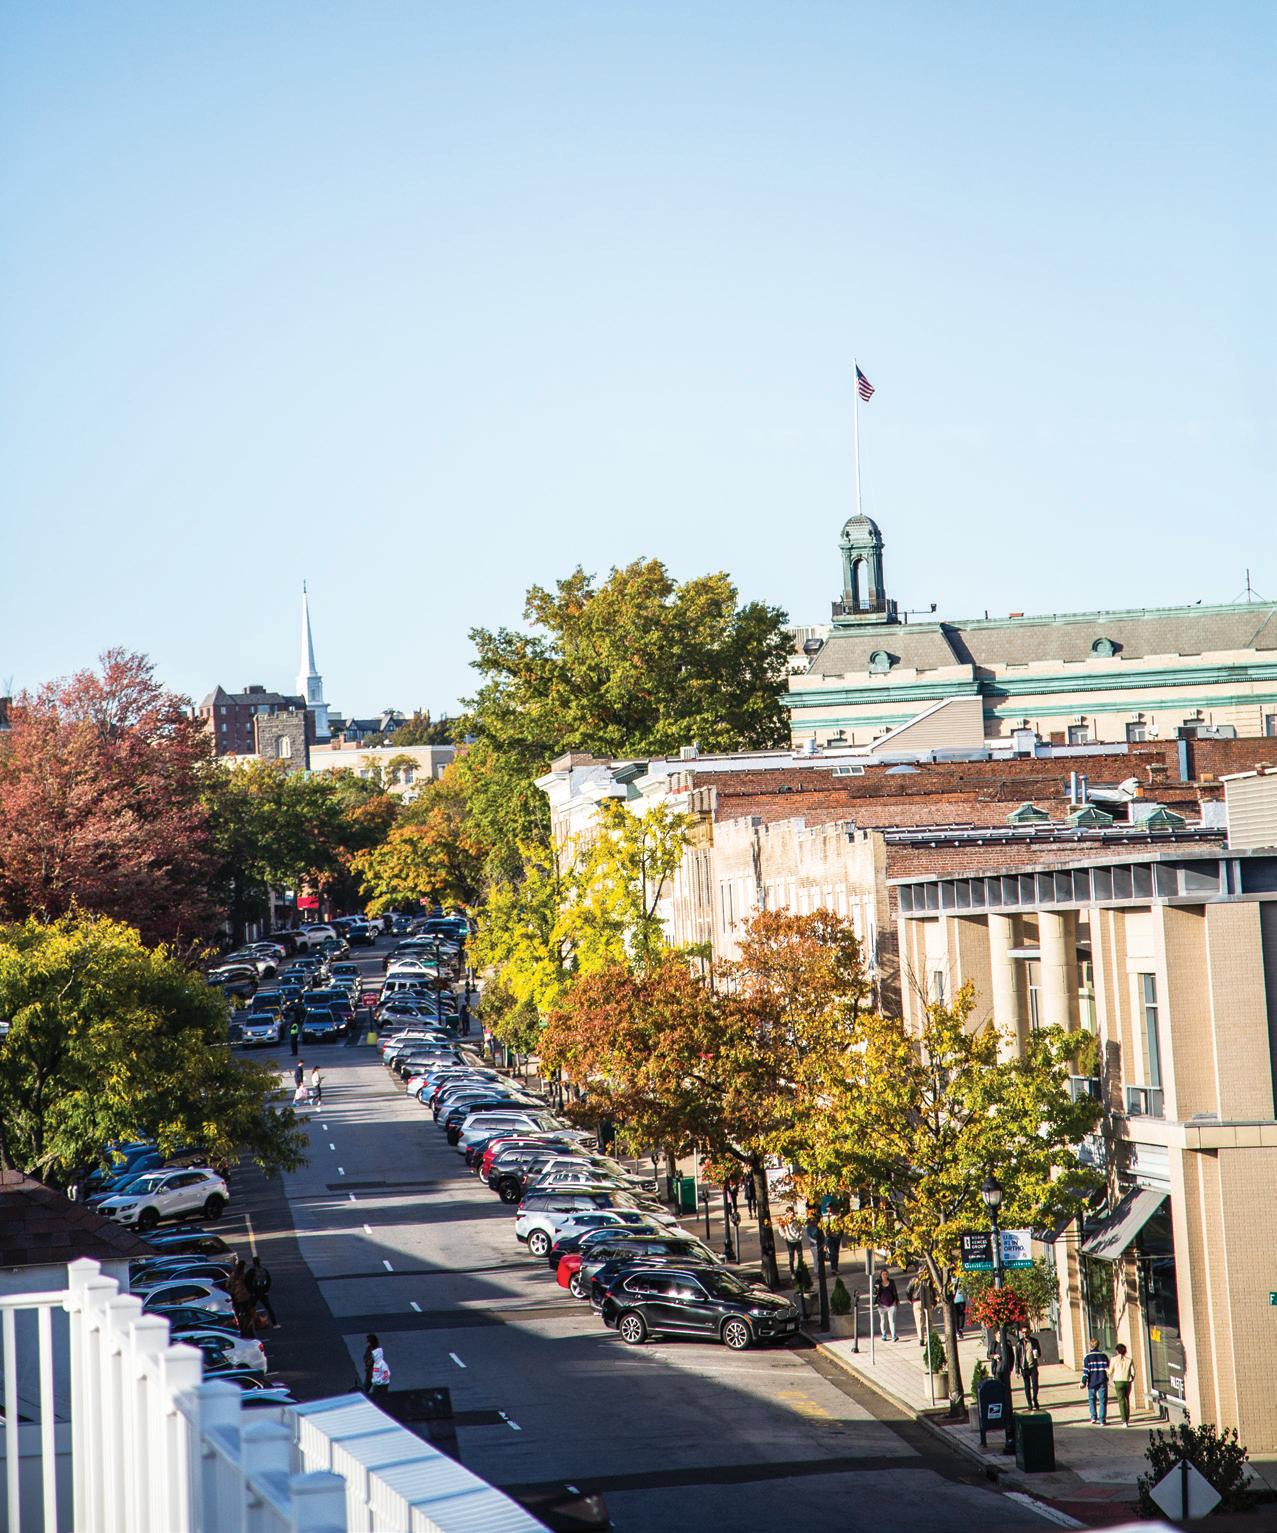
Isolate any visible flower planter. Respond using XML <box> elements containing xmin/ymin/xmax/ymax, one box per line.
<box><xmin>827</xmin><ymin>1312</ymin><xmax>856</xmax><ymax>1339</ymax></box>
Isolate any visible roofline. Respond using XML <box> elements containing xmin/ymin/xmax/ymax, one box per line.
<box><xmin>814</xmin><ymin>597</ymin><xmax>1277</xmax><ymax>637</ymax></box>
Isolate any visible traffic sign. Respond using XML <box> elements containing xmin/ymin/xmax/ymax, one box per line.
<box><xmin>1149</xmin><ymin>1459</ymin><xmax>1221</xmax><ymax>1520</ymax></box>
<box><xmin>1270</xmin><ymin>1291</ymin><xmax>1277</xmax><ymax>1306</ymax></box>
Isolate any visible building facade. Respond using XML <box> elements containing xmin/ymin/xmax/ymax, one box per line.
<box><xmin>307</xmin><ymin>741</ymin><xmax>455</xmax><ymax>797</ymax></box>
<box><xmin>894</xmin><ymin>848</ymin><xmax>1277</xmax><ymax>1452</ymax></box>
<box><xmin>787</xmin><ymin>516</ymin><xmax>1277</xmax><ymax>749</ymax></box>
<box><xmin>198</xmin><ymin>684</ymin><xmax>312</xmax><ymax>757</ymax></box>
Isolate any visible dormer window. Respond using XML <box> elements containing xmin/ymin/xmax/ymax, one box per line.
<box><xmin>868</xmin><ymin>649</ymin><xmax>892</xmax><ymax>674</ymax></box>
<box><xmin>1091</xmin><ymin>636</ymin><xmax>1117</xmax><ymax>658</ymax></box>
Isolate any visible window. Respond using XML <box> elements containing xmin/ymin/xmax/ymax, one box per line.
<box><xmin>1026</xmin><ymin>960</ymin><xmax>1041</xmax><ymax>1030</ymax></box>
<box><xmin>399</xmin><ymin>767</ymin><xmax>415</xmax><ymax>785</ymax></box>
<box><xmin>1125</xmin><ymin>720</ymin><xmax>1147</xmax><ymax>743</ymax></box>
<box><xmin>930</xmin><ymin>970</ymin><xmax>946</xmax><ymax>1005</ymax></box>
<box><xmin>1068</xmin><ymin>724</ymin><xmax>1091</xmax><ymax>745</ymax></box>
<box><xmin>1078</xmin><ymin>960</ymin><xmax>1097</xmax><ymax>1032</ymax></box>
<box><xmin>276</xmin><ymin>736</ymin><xmax>292</xmax><ymax>759</ymax></box>
<box><xmin>1139</xmin><ymin>973</ymin><xmax>1163</xmax><ymax>1089</ymax></box>
<box><xmin>1266</xmin><ymin>714</ymin><xmax>1277</xmax><ymax>738</ymax></box>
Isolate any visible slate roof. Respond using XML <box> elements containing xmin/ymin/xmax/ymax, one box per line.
<box><xmin>0</xmin><ymin>1170</ymin><xmax>153</xmax><ymax>1268</ymax></box>
<box><xmin>807</xmin><ymin>602</ymin><xmax>1277</xmax><ymax>678</ymax></box>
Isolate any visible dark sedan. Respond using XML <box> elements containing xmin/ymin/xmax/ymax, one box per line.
<box><xmin>300</xmin><ymin>1007</ymin><xmax>340</xmax><ymax>1043</ymax></box>
<box><xmin>597</xmin><ymin>1265</ymin><xmax>800</xmax><ymax>1351</ymax></box>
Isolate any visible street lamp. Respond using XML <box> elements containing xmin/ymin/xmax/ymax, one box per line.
<box><xmin>981</xmin><ymin>1173</ymin><xmax>1015</xmax><ymax>1453</ymax></box>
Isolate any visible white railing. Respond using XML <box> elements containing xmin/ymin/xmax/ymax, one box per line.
<box><xmin>1</xmin><ymin>1259</ymin><xmax>543</xmax><ymax>1533</ymax></box>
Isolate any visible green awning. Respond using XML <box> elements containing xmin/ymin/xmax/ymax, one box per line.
<box><xmin>1080</xmin><ymin>1188</ymin><xmax>1166</xmax><ymax>1262</ymax></box>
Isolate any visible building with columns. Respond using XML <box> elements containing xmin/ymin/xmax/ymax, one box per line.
<box><xmin>787</xmin><ymin>516</ymin><xmax>1277</xmax><ymax>750</ymax></box>
<box><xmin>894</xmin><ymin>848</ymin><xmax>1277</xmax><ymax>1452</ymax></box>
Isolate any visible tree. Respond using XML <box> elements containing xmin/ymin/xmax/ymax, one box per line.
<box><xmin>467</xmin><ymin>841</ymin><xmax>577</xmax><ymax>1022</ymax></box>
<box><xmin>352</xmin><ymin>762</ymin><xmax>481</xmax><ymax>915</ymax></box>
<box><xmin>388</xmin><ymin>711</ymin><xmax>455</xmax><ymax>746</ymax></box>
<box><xmin>798</xmin><ymin>989</ymin><xmax>1104</xmax><ymax>1407</ymax></box>
<box><xmin>542</xmin><ymin>910</ymin><xmax>869</xmax><ymax>1288</ymax></box>
<box><xmin>0</xmin><ymin>650</ymin><xmax>216</xmax><ymax>944</ymax></box>
<box><xmin>0</xmin><ymin>913</ymin><xmax>306</xmax><ymax>1180</ymax></box>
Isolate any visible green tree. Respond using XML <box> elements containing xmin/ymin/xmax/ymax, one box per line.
<box><xmin>467</xmin><ymin>841</ymin><xmax>577</xmax><ymax>1023</ymax></box>
<box><xmin>0</xmin><ymin>913</ymin><xmax>306</xmax><ymax>1180</ymax></box>
<box><xmin>800</xmin><ymin>990</ymin><xmax>1103</xmax><ymax>1406</ymax></box>
<box><xmin>352</xmin><ymin>762</ymin><xmax>481</xmax><ymax>915</ymax></box>
<box><xmin>388</xmin><ymin>711</ymin><xmax>455</xmax><ymax>746</ymax></box>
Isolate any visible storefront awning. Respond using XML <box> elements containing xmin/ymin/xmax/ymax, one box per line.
<box><xmin>1080</xmin><ymin>1188</ymin><xmax>1166</xmax><ymax>1262</ymax></box>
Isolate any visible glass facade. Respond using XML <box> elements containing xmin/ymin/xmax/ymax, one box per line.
<box><xmin>1135</xmin><ymin>1204</ymin><xmax>1185</xmax><ymax>1404</ymax></box>
<box><xmin>1081</xmin><ymin>1254</ymin><xmax>1117</xmax><ymax>1351</ymax></box>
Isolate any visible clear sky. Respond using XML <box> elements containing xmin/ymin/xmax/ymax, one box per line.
<box><xmin>3</xmin><ymin>3</ymin><xmax>1273</xmax><ymax>717</ymax></box>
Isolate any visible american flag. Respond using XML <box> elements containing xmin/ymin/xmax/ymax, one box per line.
<box><xmin>856</xmin><ymin>365</ymin><xmax>875</xmax><ymax>402</ymax></box>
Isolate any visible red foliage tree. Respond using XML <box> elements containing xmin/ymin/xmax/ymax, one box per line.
<box><xmin>0</xmin><ymin>650</ymin><xmax>217</xmax><ymax>944</ymax></box>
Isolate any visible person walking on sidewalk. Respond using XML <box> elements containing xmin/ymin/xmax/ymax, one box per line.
<box><xmin>293</xmin><ymin>1059</ymin><xmax>305</xmax><ymax>1089</ymax></box>
<box><xmin>310</xmin><ymin>1065</ymin><xmax>323</xmax><ymax>1106</ymax></box>
<box><xmin>907</xmin><ymin>1267</ymin><xmax>934</xmax><ymax>1347</ymax></box>
<box><xmin>1081</xmin><ymin>1337</ymin><xmax>1111</xmax><ymax>1424</ymax></box>
<box><xmin>743</xmin><ymin>1174</ymin><xmax>756</xmax><ymax>1218</ymax></box>
<box><xmin>953</xmin><ymin>1282</ymin><xmax>967</xmax><ymax>1335</ymax></box>
<box><xmin>363</xmin><ymin>1334</ymin><xmax>391</xmax><ymax>1397</ymax></box>
<box><xmin>1110</xmin><ymin>1343</ymin><xmax>1135</xmax><ymax>1425</ymax></box>
<box><xmin>778</xmin><ymin>1208</ymin><xmax>805</xmax><ymax>1277</ymax></box>
<box><xmin>874</xmin><ymin>1270</ymin><xmax>900</xmax><ymax>1341</ymax></box>
<box><xmin>246</xmin><ymin>1255</ymin><xmax>278</xmax><ymax>1328</ymax></box>
<box><xmin>228</xmin><ymin>1259</ymin><xmax>255</xmax><ymax>1338</ymax></box>
<box><xmin>1015</xmin><ymin>1324</ymin><xmax>1042</xmax><ymax>1409</ymax></box>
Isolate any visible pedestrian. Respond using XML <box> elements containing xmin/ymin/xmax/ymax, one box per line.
<box><xmin>953</xmin><ymin>1282</ymin><xmax>967</xmax><ymax>1335</ymax></box>
<box><xmin>1081</xmin><ymin>1336</ymin><xmax>1111</xmax><ymax>1425</ymax></box>
<box><xmin>246</xmin><ymin>1255</ymin><xmax>278</xmax><ymax>1329</ymax></box>
<box><xmin>363</xmin><ymin>1333</ymin><xmax>391</xmax><ymax>1397</ymax></box>
<box><xmin>825</xmin><ymin>1227</ymin><xmax>841</xmax><ymax>1276</ymax></box>
<box><xmin>310</xmin><ymin>1065</ymin><xmax>323</xmax><ymax>1106</ymax></box>
<box><xmin>294</xmin><ymin>1058</ymin><xmax>305</xmax><ymax>1088</ymax></box>
<box><xmin>778</xmin><ymin>1207</ymin><xmax>805</xmax><ymax>1277</ymax></box>
<box><xmin>874</xmin><ymin>1269</ymin><xmax>900</xmax><ymax>1342</ymax></box>
<box><xmin>743</xmin><ymin>1175</ymin><xmax>757</xmax><ymax>1218</ymax></box>
<box><xmin>460</xmin><ymin>1000</ymin><xmax>471</xmax><ymax>1036</ymax></box>
<box><xmin>1110</xmin><ymin>1343</ymin><xmax>1135</xmax><ymax>1426</ymax></box>
<box><xmin>228</xmin><ymin>1258</ymin><xmax>255</xmax><ymax>1338</ymax></box>
<box><xmin>907</xmin><ymin>1267</ymin><xmax>934</xmax><ymax>1347</ymax></box>
<box><xmin>289</xmin><ymin>1017</ymin><xmax>300</xmax><ymax>1056</ymax></box>
<box><xmin>1015</xmin><ymin>1324</ymin><xmax>1042</xmax><ymax>1410</ymax></box>
<box><xmin>293</xmin><ymin>1080</ymin><xmax>311</xmax><ymax>1108</ymax></box>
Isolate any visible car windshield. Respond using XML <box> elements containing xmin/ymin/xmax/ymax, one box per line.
<box><xmin>120</xmin><ymin>1173</ymin><xmax>167</xmax><ymax>1195</ymax></box>
<box><xmin>702</xmin><ymin>1271</ymin><xmax>751</xmax><ymax>1299</ymax></box>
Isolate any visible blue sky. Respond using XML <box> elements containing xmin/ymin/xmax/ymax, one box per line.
<box><xmin>3</xmin><ymin>3</ymin><xmax>1273</xmax><ymax>717</ymax></box>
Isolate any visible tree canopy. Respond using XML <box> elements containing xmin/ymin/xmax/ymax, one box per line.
<box><xmin>0</xmin><ymin>913</ymin><xmax>306</xmax><ymax>1180</ymax></box>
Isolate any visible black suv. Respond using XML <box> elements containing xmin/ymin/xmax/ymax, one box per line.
<box><xmin>579</xmin><ymin>1233</ymin><xmax>721</xmax><ymax>1300</ymax></box>
<box><xmin>597</xmin><ymin>1266</ymin><xmax>799</xmax><ymax>1351</ymax></box>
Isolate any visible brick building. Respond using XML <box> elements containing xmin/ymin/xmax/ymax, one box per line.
<box><xmin>198</xmin><ymin>684</ymin><xmax>314</xmax><ymax>757</ymax></box>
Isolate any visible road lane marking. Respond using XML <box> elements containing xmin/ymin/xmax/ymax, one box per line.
<box><xmin>322</xmin><ymin>1123</ymin><xmax>328</xmax><ymax>1130</ymax></box>
<box><xmin>328</xmin><ymin>1142</ymin><xmax>336</xmax><ymax>1150</ymax></box>
<box><xmin>498</xmin><ymin>1411</ymin><xmax>521</xmax><ymax>1431</ymax></box>
<box><xmin>244</xmin><ymin>1213</ymin><xmax>258</xmax><ymax>1257</ymax></box>
<box><xmin>363</xmin><ymin>1224</ymin><xmax>373</xmax><ymax>1234</ymax></box>
<box><xmin>383</xmin><ymin>1260</ymin><xmax>394</xmax><ymax>1272</ymax></box>
<box><xmin>349</xmin><ymin>1193</ymin><xmax>357</xmax><ymax>1202</ymax></box>
<box><xmin>448</xmin><ymin>1353</ymin><xmax>466</xmax><ymax>1368</ymax></box>
<box><xmin>338</xmin><ymin>1167</ymin><xmax>345</xmax><ymax>1175</ymax></box>
<box><xmin>410</xmin><ymin>1301</ymin><xmax>421</xmax><ymax>1312</ymax></box>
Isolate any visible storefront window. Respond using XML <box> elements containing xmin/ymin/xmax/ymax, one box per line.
<box><xmin>1136</xmin><ymin>1205</ymin><xmax>1185</xmax><ymax>1404</ymax></box>
<box><xmin>1081</xmin><ymin>1254</ymin><xmax>1117</xmax><ymax>1351</ymax></box>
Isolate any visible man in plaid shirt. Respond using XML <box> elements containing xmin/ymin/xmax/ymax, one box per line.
<box><xmin>1081</xmin><ymin>1337</ymin><xmax>1111</xmax><ymax>1424</ymax></box>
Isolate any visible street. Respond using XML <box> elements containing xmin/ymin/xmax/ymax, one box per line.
<box><xmin>223</xmin><ymin>938</ymin><xmax>1055</xmax><ymax>1533</ymax></box>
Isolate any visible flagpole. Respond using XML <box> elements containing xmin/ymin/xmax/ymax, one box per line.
<box><xmin>852</xmin><ymin>358</ymin><xmax>863</xmax><ymax>519</ymax></box>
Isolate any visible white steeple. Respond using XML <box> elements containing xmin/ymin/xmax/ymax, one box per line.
<box><xmin>297</xmin><ymin>581</ymin><xmax>330</xmax><ymax>740</ymax></box>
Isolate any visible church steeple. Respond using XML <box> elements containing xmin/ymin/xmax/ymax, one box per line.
<box><xmin>297</xmin><ymin>582</ymin><xmax>330</xmax><ymax>740</ymax></box>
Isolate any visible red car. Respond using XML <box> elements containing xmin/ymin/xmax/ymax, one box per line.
<box><xmin>556</xmin><ymin>1252</ymin><xmax>585</xmax><ymax>1296</ymax></box>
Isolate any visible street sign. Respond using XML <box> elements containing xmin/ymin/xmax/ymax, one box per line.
<box><xmin>961</xmin><ymin>1232</ymin><xmax>993</xmax><ymax>1271</ymax></box>
<box><xmin>1270</xmin><ymin>1291</ymin><xmax>1277</xmax><ymax>1306</ymax></box>
<box><xmin>1149</xmin><ymin>1460</ymin><xmax>1221</xmax><ymax>1520</ymax></box>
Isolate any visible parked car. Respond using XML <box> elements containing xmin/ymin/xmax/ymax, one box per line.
<box><xmin>578</xmin><ymin>1233</ymin><xmax>722</xmax><ymax>1295</ymax></box>
<box><xmin>140</xmin><ymin>1231</ymin><xmax>233</xmax><ymax>1259</ymax></box>
<box><xmin>300</xmin><ymin>1007</ymin><xmax>341</xmax><ymax>1043</ymax></box>
<box><xmin>239</xmin><ymin>1013</ymin><xmax>283</xmax><ymax>1048</ymax></box>
<box><xmin>548</xmin><ymin>1215</ymin><xmax>673</xmax><ymax>1272</ymax></box>
<box><xmin>140</xmin><ymin>1279</ymin><xmax>236</xmax><ymax>1318</ymax></box>
<box><xmin>149</xmin><ymin>1304</ymin><xmax>240</xmax><ymax>1333</ymax></box>
<box><xmin>97</xmin><ymin>1168</ymin><xmax>229</xmax><ymax>1230</ymax></box>
<box><xmin>455</xmin><ymin>1111</ymin><xmax>564</xmax><ymax>1153</ymax></box>
<box><xmin>173</xmin><ymin>1328</ymin><xmax>268</xmax><ymax>1373</ymax></box>
<box><xmin>514</xmin><ymin>1193</ymin><xmax>674</xmax><ymax>1256</ymax></box>
<box><xmin>130</xmin><ymin>1255</ymin><xmax>235</xmax><ymax>1287</ymax></box>
<box><xmin>598</xmin><ymin>1266</ymin><xmax>800</xmax><ymax>1350</ymax></box>
<box><xmin>202</xmin><ymin>1369</ymin><xmax>295</xmax><ymax>1406</ymax></box>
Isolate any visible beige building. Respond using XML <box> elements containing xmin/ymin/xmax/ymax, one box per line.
<box><xmin>787</xmin><ymin>515</ymin><xmax>1277</xmax><ymax>750</ymax></box>
<box><xmin>306</xmin><ymin>741</ymin><xmax>455</xmax><ymax>798</ymax></box>
<box><xmin>894</xmin><ymin>847</ymin><xmax>1277</xmax><ymax>1452</ymax></box>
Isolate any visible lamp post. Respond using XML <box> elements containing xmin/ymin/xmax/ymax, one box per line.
<box><xmin>981</xmin><ymin>1173</ymin><xmax>1015</xmax><ymax>1453</ymax></box>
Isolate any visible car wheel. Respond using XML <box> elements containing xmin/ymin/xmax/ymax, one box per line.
<box><xmin>618</xmin><ymin>1311</ymin><xmax>647</xmax><ymax>1346</ymax></box>
<box><xmin>203</xmin><ymin>1195</ymin><xmax>225</xmax><ymax>1220</ymax></box>
<box><xmin>498</xmin><ymin>1181</ymin><xmax>520</xmax><ymax>1205</ymax></box>
<box><xmin>569</xmin><ymin>1272</ymin><xmax>587</xmax><ymax>1300</ymax></box>
<box><xmin>722</xmin><ymin>1317</ymin><xmax>753</xmax><ymax>1351</ymax></box>
<box><xmin>527</xmin><ymin>1230</ymin><xmax>551</xmax><ymax>1258</ymax></box>
<box><xmin>136</xmin><ymin>1207</ymin><xmax>160</xmax><ymax>1232</ymax></box>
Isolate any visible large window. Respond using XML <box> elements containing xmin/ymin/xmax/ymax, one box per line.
<box><xmin>1078</xmin><ymin>959</ymin><xmax>1097</xmax><ymax>1032</ymax></box>
<box><xmin>1068</xmin><ymin>724</ymin><xmax>1091</xmax><ymax>745</ymax></box>
<box><xmin>1265</xmin><ymin>713</ymin><xmax>1277</xmax><ymax>738</ymax></box>
<box><xmin>1126</xmin><ymin>720</ymin><xmax>1148</xmax><ymax>743</ymax></box>
<box><xmin>1139</xmin><ymin>974</ymin><xmax>1163</xmax><ymax>1089</ymax></box>
<box><xmin>1025</xmin><ymin>959</ymin><xmax>1041</xmax><ymax>1030</ymax></box>
<box><xmin>1081</xmin><ymin>1254</ymin><xmax>1117</xmax><ymax>1352</ymax></box>
<box><xmin>1135</xmin><ymin>1204</ymin><xmax>1185</xmax><ymax>1404</ymax></box>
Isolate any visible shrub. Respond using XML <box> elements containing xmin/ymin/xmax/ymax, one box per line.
<box><xmin>971</xmin><ymin>1358</ymin><xmax>988</xmax><ymax>1397</ymax></box>
<box><xmin>794</xmin><ymin>1263</ymin><xmax>812</xmax><ymax>1294</ymax></box>
<box><xmin>1137</xmin><ymin>1419</ymin><xmax>1252</xmax><ymax>1515</ymax></box>
<box><xmin>924</xmin><ymin>1329</ymin><xmax>946</xmax><ymax>1374</ymax></box>
<box><xmin>969</xmin><ymin>1286</ymin><xmax>1028</xmax><ymax>1331</ymax></box>
<box><xmin>829</xmin><ymin>1278</ymin><xmax>851</xmax><ymax>1316</ymax></box>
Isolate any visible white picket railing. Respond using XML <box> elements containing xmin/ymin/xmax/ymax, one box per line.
<box><xmin>1</xmin><ymin>1258</ymin><xmax>542</xmax><ymax>1533</ymax></box>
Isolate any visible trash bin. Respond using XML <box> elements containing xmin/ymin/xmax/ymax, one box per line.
<box><xmin>1014</xmin><ymin>1411</ymin><xmax>1055</xmax><ymax>1473</ymax></box>
<box><xmin>675</xmin><ymin>1175</ymin><xmax>698</xmax><ymax>1213</ymax></box>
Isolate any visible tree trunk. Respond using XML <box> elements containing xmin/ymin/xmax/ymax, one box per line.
<box><xmin>926</xmin><ymin>1256</ymin><xmax>964</xmax><ymax>1409</ymax></box>
<box><xmin>752</xmin><ymin>1157</ymin><xmax>780</xmax><ymax>1290</ymax></box>
<box><xmin>663</xmin><ymin>1147</ymin><xmax>677</xmax><ymax>1204</ymax></box>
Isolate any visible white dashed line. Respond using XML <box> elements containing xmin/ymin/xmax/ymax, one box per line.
<box><xmin>410</xmin><ymin>1301</ymin><xmax>422</xmax><ymax>1313</ymax></box>
<box><xmin>322</xmin><ymin>1123</ymin><xmax>328</xmax><ymax>1131</ymax></box>
<box><xmin>363</xmin><ymin>1224</ymin><xmax>373</xmax><ymax>1235</ymax></box>
<box><xmin>498</xmin><ymin>1412</ymin><xmax>521</xmax><ymax>1431</ymax></box>
<box><xmin>338</xmin><ymin>1167</ymin><xmax>345</xmax><ymax>1176</ymax></box>
<box><xmin>328</xmin><ymin>1142</ymin><xmax>336</xmax><ymax>1150</ymax></box>
<box><xmin>448</xmin><ymin>1352</ymin><xmax>466</xmax><ymax>1368</ymax></box>
<box><xmin>348</xmin><ymin>1194</ymin><xmax>357</xmax><ymax>1203</ymax></box>
<box><xmin>383</xmin><ymin>1259</ymin><xmax>394</xmax><ymax>1272</ymax></box>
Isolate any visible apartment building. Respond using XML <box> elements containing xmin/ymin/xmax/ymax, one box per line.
<box><xmin>894</xmin><ymin>847</ymin><xmax>1277</xmax><ymax>1452</ymax></box>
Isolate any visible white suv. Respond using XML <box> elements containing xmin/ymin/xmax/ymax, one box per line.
<box><xmin>98</xmin><ymin>1168</ymin><xmax>230</xmax><ymax>1231</ymax></box>
<box><xmin>515</xmin><ymin>1195</ymin><xmax>678</xmax><ymax>1257</ymax></box>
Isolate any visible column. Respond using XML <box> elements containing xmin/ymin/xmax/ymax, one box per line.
<box><xmin>988</xmin><ymin>914</ymin><xmax>1026</xmax><ymax>1059</ymax></box>
<box><xmin>1038</xmin><ymin>911</ymin><xmax>1080</xmax><ymax>1033</ymax></box>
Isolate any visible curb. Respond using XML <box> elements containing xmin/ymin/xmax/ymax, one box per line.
<box><xmin>809</xmin><ymin>1337</ymin><xmax>1086</xmax><ymax>1529</ymax></box>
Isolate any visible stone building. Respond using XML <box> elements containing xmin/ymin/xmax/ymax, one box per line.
<box><xmin>198</xmin><ymin>684</ymin><xmax>312</xmax><ymax>757</ymax></box>
<box><xmin>253</xmin><ymin>706</ymin><xmax>310</xmax><ymax>773</ymax></box>
<box><xmin>787</xmin><ymin>515</ymin><xmax>1277</xmax><ymax>749</ymax></box>
<box><xmin>893</xmin><ymin>846</ymin><xmax>1277</xmax><ymax>1453</ymax></box>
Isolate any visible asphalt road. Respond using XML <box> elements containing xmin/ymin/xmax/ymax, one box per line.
<box><xmin>234</xmin><ymin>936</ymin><xmax>1051</xmax><ymax>1533</ymax></box>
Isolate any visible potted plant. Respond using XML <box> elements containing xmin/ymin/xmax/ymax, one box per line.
<box><xmin>793</xmin><ymin>1262</ymin><xmax>813</xmax><ymax>1321</ymax></box>
<box><xmin>924</xmin><ymin>1328</ymin><xmax>949</xmax><ymax>1397</ymax></box>
<box><xmin>828</xmin><ymin>1277</ymin><xmax>854</xmax><ymax>1337</ymax></box>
